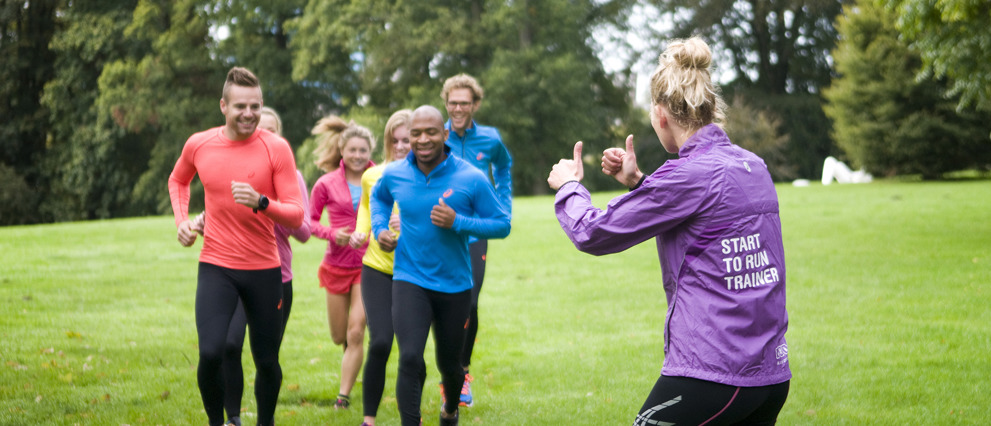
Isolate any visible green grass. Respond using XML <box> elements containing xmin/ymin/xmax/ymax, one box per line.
<box><xmin>1</xmin><ymin>180</ymin><xmax>990</xmax><ymax>425</ymax></box>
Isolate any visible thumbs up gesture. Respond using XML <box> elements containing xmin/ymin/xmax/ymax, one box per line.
<box><xmin>431</xmin><ymin>197</ymin><xmax>456</xmax><ymax>229</ymax></box>
<box><xmin>601</xmin><ymin>135</ymin><xmax>644</xmax><ymax>189</ymax></box>
<box><xmin>547</xmin><ymin>141</ymin><xmax>585</xmax><ymax>190</ymax></box>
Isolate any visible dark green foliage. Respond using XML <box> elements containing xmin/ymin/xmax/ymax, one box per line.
<box><xmin>881</xmin><ymin>0</ymin><xmax>991</xmax><ymax>112</ymax></box>
<box><xmin>96</xmin><ymin>0</ymin><xmax>225</xmax><ymax>214</ymax></box>
<box><xmin>214</xmin><ymin>1</ymin><xmax>338</xmax><ymax>151</ymax></box>
<box><xmin>648</xmin><ymin>0</ymin><xmax>847</xmax><ymax>180</ymax></box>
<box><xmin>291</xmin><ymin>0</ymin><xmax>636</xmax><ymax>195</ymax></box>
<box><xmin>652</xmin><ymin>0</ymin><xmax>846</xmax><ymax>95</ymax></box>
<box><xmin>0</xmin><ymin>0</ymin><xmax>60</xmax><ymax>223</ymax></box>
<box><xmin>824</xmin><ymin>2</ymin><xmax>991</xmax><ymax>179</ymax></box>
<box><xmin>0</xmin><ymin>164</ymin><xmax>38</xmax><ymax>225</ymax></box>
<box><xmin>480</xmin><ymin>1</ymin><xmax>632</xmax><ymax>194</ymax></box>
<box><xmin>40</xmin><ymin>1</ymin><xmax>152</xmax><ymax>221</ymax></box>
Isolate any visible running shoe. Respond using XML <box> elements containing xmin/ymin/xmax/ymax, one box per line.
<box><xmin>334</xmin><ymin>394</ymin><xmax>350</xmax><ymax>409</ymax></box>
<box><xmin>439</xmin><ymin>407</ymin><xmax>459</xmax><ymax>426</ymax></box>
<box><xmin>224</xmin><ymin>417</ymin><xmax>242</xmax><ymax>426</ymax></box>
<box><xmin>459</xmin><ymin>373</ymin><xmax>474</xmax><ymax>407</ymax></box>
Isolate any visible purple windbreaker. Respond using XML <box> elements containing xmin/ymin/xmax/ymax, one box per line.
<box><xmin>555</xmin><ymin>124</ymin><xmax>791</xmax><ymax>387</ymax></box>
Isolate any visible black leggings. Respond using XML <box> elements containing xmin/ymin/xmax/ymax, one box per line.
<box><xmin>196</xmin><ymin>262</ymin><xmax>283</xmax><ymax>426</ymax></box>
<box><xmin>393</xmin><ymin>280</ymin><xmax>471</xmax><ymax>426</ymax></box>
<box><xmin>223</xmin><ymin>280</ymin><xmax>294</xmax><ymax>421</ymax></box>
<box><xmin>635</xmin><ymin>376</ymin><xmax>790</xmax><ymax>426</ymax></box>
<box><xmin>460</xmin><ymin>239</ymin><xmax>487</xmax><ymax>368</ymax></box>
<box><xmin>360</xmin><ymin>265</ymin><xmax>394</xmax><ymax>417</ymax></box>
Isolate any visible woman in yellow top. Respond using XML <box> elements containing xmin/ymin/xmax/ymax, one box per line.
<box><xmin>348</xmin><ymin>109</ymin><xmax>412</xmax><ymax>426</ymax></box>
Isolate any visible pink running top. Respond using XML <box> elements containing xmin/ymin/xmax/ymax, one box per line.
<box><xmin>169</xmin><ymin>127</ymin><xmax>304</xmax><ymax>270</ymax></box>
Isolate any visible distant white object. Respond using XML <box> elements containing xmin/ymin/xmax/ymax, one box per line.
<box><xmin>821</xmin><ymin>156</ymin><xmax>872</xmax><ymax>185</ymax></box>
<box><xmin>792</xmin><ymin>179</ymin><xmax>810</xmax><ymax>187</ymax></box>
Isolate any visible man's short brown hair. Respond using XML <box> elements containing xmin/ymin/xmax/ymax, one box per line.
<box><xmin>222</xmin><ymin>67</ymin><xmax>261</xmax><ymax>100</ymax></box>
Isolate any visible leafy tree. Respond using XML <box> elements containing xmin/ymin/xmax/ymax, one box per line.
<box><xmin>650</xmin><ymin>0</ymin><xmax>845</xmax><ymax>95</ymax></box>
<box><xmin>97</xmin><ymin>0</ymin><xmax>225</xmax><ymax>214</ymax></box>
<box><xmin>212</xmin><ymin>1</ymin><xmax>338</xmax><ymax>150</ymax></box>
<box><xmin>291</xmin><ymin>0</ymin><xmax>494</xmax><ymax>116</ymax></box>
<box><xmin>824</xmin><ymin>1</ymin><xmax>991</xmax><ymax>178</ymax></box>
<box><xmin>481</xmin><ymin>0</ymin><xmax>633</xmax><ymax>193</ymax></box>
<box><xmin>291</xmin><ymin>0</ymin><xmax>635</xmax><ymax>194</ymax></box>
<box><xmin>880</xmin><ymin>0</ymin><xmax>991</xmax><ymax>112</ymax></box>
<box><xmin>40</xmin><ymin>1</ymin><xmax>152</xmax><ymax>221</ymax></box>
<box><xmin>0</xmin><ymin>0</ymin><xmax>60</xmax><ymax>224</ymax></box>
<box><xmin>0</xmin><ymin>163</ymin><xmax>37</xmax><ymax>225</ymax></box>
<box><xmin>645</xmin><ymin>0</ymin><xmax>847</xmax><ymax>180</ymax></box>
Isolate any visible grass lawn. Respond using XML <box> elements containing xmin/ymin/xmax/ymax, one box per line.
<box><xmin>1</xmin><ymin>179</ymin><xmax>989</xmax><ymax>425</ymax></box>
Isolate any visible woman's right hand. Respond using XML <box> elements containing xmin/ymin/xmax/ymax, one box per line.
<box><xmin>349</xmin><ymin>232</ymin><xmax>368</xmax><ymax>249</ymax></box>
<box><xmin>601</xmin><ymin>135</ymin><xmax>643</xmax><ymax>189</ymax></box>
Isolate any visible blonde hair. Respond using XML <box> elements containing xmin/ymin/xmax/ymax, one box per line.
<box><xmin>311</xmin><ymin>116</ymin><xmax>376</xmax><ymax>173</ymax></box>
<box><xmin>260</xmin><ymin>107</ymin><xmax>282</xmax><ymax>135</ymax></box>
<box><xmin>649</xmin><ymin>37</ymin><xmax>726</xmax><ymax>131</ymax></box>
<box><xmin>382</xmin><ymin>109</ymin><xmax>412</xmax><ymax>163</ymax></box>
<box><xmin>441</xmin><ymin>73</ymin><xmax>484</xmax><ymax>103</ymax></box>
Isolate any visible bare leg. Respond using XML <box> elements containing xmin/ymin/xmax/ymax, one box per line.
<box><xmin>339</xmin><ymin>283</ymin><xmax>366</xmax><ymax>396</ymax></box>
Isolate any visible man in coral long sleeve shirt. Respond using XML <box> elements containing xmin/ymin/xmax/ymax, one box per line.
<box><xmin>168</xmin><ymin>67</ymin><xmax>303</xmax><ymax>426</ymax></box>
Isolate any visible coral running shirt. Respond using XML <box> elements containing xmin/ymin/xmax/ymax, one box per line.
<box><xmin>169</xmin><ymin>127</ymin><xmax>304</xmax><ymax>270</ymax></box>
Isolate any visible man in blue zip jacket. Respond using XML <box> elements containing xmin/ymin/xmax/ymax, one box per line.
<box><xmin>371</xmin><ymin>105</ymin><xmax>510</xmax><ymax>426</ymax></box>
<box><xmin>441</xmin><ymin>74</ymin><xmax>513</xmax><ymax>407</ymax></box>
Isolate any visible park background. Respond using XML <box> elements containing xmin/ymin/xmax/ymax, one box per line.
<box><xmin>2</xmin><ymin>0</ymin><xmax>990</xmax><ymax>424</ymax></box>
<box><xmin>2</xmin><ymin>0</ymin><xmax>989</xmax><ymax>225</ymax></box>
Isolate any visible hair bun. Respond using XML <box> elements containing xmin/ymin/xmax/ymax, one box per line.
<box><xmin>649</xmin><ymin>36</ymin><xmax>725</xmax><ymax>130</ymax></box>
<box><xmin>667</xmin><ymin>38</ymin><xmax>712</xmax><ymax>71</ymax></box>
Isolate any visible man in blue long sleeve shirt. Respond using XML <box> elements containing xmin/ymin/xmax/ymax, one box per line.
<box><xmin>371</xmin><ymin>105</ymin><xmax>510</xmax><ymax>426</ymax></box>
<box><xmin>441</xmin><ymin>74</ymin><xmax>513</xmax><ymax>407</ymax></box>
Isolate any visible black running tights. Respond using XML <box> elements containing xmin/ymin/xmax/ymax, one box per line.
<box><xmin>459</xmin><ymin>239</ymin><xmax>487</xmax><ymax>369</ymax></box>
<box><xmin>222</xmin><ymin>280</ymin><xmax>294</xmax><ymax>421</ymax></box>
<box><xmin>393</xmin><ymin>280</ymin><xmax>471</xmax><ymax>426</ymax></box>
<box><xmin>360</xmin><ymin>265</ymin><xmax>394</xmax><ymax>418</ymax></box>
<box><xmin>196</xmin><ymin>262</ymin><xmax>283</xmax><ymax>426</ymax></box>
<box><xmin>635</xmin><ymin>375</ymin><xmax>790</xmax><ymax>426</ymax></box>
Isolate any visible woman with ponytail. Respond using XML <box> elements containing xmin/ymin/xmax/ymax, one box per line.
<box><xmin>308</xmin><ymin>116</ymin><xmax>377</xmax><ymax>410</ymax></box>
<box><xmin>346</xmin><ymin>109</ymin><xmax>412</xmax><ymax>426</ymax></box>
<box><xmin>548</xmin><ymin>37</ymin><xmax>791</xmax><ymax>425</ymax></box>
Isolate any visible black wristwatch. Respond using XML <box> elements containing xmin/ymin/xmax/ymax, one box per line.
<box><xmin>253</xmin><ymin>194</ymin><xmax>269</xmax><ymax>213</ymax></box>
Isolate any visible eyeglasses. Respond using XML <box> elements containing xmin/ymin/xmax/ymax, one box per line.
<box><xmin>446</xmin><ymin>101</ymin><xmax>474</xmax><ymax>109</ymax></box>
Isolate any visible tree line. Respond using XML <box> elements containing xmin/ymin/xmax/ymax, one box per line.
<box><xmin>2</xmin><ymin>0</ymin><xmax>988</xmax><ymax>225</ymax></box>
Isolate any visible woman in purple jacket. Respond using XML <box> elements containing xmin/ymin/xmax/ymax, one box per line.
<box><xmin>548</xmin><ymin>37</ymin><xmax>791</xmax><ymax>425</ymax></box>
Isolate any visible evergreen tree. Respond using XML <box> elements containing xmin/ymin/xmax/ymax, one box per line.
<box><xmin>0</xmin><ymin>0</ymin><xmax>60</xmax><ymax>224</ymax></box>
<box><xmin>40</xmin><ymin>1</ymin><xmax>152</xmax><ymax>221</ymax></box>
<box><xmin>824</xmin><ymin>1</ymin><xmax>991</xmax><ymax>178</ymax></box>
